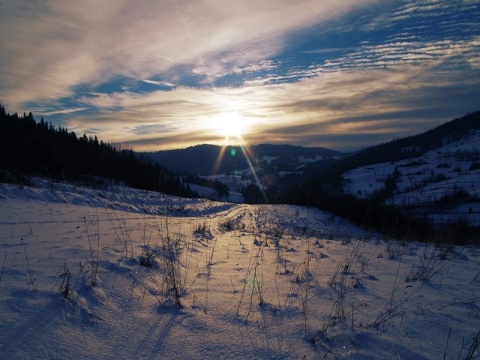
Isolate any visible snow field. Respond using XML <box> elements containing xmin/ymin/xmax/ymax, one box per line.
<box><xmin>1</xmin><ymin>181</ymin><xmax>479</xmax><ymax>359</ymax></box>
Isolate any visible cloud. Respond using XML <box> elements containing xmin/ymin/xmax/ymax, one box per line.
<box><xmin>50</xmin><ymin>52</ymin><xmax>479</xmax><ymax>152</ymax></box>
<box><xmin>1</xmin><ymin>0</ymin><xmax>479</xmax><ymax>152</ymax></box>
<box><xmin>0</xmin><ymin>0</ymin><xmax>378</xmax><ymax>109</ymax></box>
<box><xmin>31</xmin><ymin>107</ymin><xmax>88</xmax><ymax>117</ymax></box>
<box><xmin>141</xmin><ymin>80</ymin><xmax>176</xmax><ymax>88</ymax></box>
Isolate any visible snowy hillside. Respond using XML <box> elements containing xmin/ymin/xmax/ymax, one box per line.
<box><xmin>1</xmin><ymin>180</ymin><xmax>479</xmax><ymax>359</ymax></box>
<box><xmin>344</xmin><ymin>131</ymin><xmax>480</xmax><ymax>226</ymax></box>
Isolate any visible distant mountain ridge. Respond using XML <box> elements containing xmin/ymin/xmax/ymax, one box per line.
<box><xmin>144</xmin><ymin>144</ymin><xmax>344</xmax><ymax>176</ymax></box>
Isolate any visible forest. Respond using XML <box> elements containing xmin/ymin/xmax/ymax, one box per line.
<box><xmin>0</xmin><ymin>105</ymin><xmax>194</xmax><ymax>197</ymax></box>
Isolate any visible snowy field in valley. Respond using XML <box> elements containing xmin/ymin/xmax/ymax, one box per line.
<box><xmin>1</xmin><ymin>179</ymin><xmax>479</xmax><ymax>359</ymax></box>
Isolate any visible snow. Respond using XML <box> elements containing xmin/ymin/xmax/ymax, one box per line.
<box><xmin>262</xmin><ymin>156</ymin><xmax>278</xmax><ymax>165</ymax></box>
<box><xmin>343</xmin><ymin>131</ymin><xmax>480</xmax><ymax>226</ymax></box>
<box><xmin>1</xmin><ymin>179</ymin><xmax>479</xmax><ymax>359</ymax></box>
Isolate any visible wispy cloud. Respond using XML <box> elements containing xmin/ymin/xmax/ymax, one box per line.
<box><xmin>0</xmin><ymin>0</ymin><xmax>376</xmax><ymax>107</ymax></box>
<box><xmin>141</xmin><ymin>80</ymin><xmax>176</xmax><ymax>88</ymax></box>
<box><xmin>56</xmin><ymin>55</ymin><xmax>478</xmax><ymax>151</ymax></box>
<box><xmin>0</xmin><ymin>0</ymin><xmax>479</xmax><ymax>151</ymax></box>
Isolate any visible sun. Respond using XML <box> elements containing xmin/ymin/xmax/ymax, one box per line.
<box><xmin>209</xmin><ymin>112</ymin><xmax>249</xmax><ymax>141</ymax></box>
<box><xmin>206</xmin><ymin>94</ymin><xmax>256</xmax><ymax>143</ymax></box>
<box><xmin>216</xmin><ymin>113</ymin><xmax>246</xmax><ymax>138</ymax></box>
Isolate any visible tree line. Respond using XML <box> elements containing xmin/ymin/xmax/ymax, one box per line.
<box><xmin>183</xmin><ymin>175</ymin><xmax>229</xmax><ymax>198</ymax></box>
<box><xmin>0</xmin><ymin>104</ymin><xmax>195</xmax><ymax>197</ymax></box>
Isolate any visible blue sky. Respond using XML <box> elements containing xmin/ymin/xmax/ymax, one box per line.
<box><xmin>1</xmin><ymin>0</ymin><xmax>479</xmax><ymax>151</ymax></box>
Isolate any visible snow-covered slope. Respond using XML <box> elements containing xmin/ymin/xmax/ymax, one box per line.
<box><xmin>344</xmin><ymin>131</ymin><xmax>480</xmax><ymax>225</ymax></box>
<box><xmin>0</xmin><ymin>178</ymin><xmax>234</xmax><ymax>216</ymax></box>
<box><xmin>1</xmin><ymin>180</ymin><xmax>479</xmax><ymax>359</ymax></box>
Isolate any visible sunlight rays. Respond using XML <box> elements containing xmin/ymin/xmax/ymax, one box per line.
<box><xmin>211</xmin><ymin>133</ymin><xmax>268</xmax><ymax>203</ymax></box>
<box><xmin>239</xmin><ymin>143</ymin><xmax>268</xmax><ymax>203</ymax></box>
<box><xmin>207</xmin><ymin>93</ymin><xmax>256</xmax><ymax>141</ymax></box>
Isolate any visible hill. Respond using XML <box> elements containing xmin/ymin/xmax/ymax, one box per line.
<box><xmin>144</xmin><ymin>144</ymin><xmax>344</xmax><ymax>203</ymax></box>
<box><xmin>279</xmin><ymin>112</ymin><xmax>480</xmax><ymax>243</ymax></box>
<box><xmin>318</xmin><ymin>111</ymin><xmax>480</xmax><ymax>179</ymax></box>
<box><xmin>343</xmin><ymin>128</ymin><xmax>480</xmax><ymax>226</ymax></box>
<box><xmin>144</xmin><ymin>143</ymin><xmax>344</xmax><ymax>176</ymax></box>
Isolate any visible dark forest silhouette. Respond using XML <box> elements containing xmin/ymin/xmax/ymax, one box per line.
<box><xmin>0</xmin><ymin>104</ymin><xmax>195</xmax><ymax>197</ymax></box>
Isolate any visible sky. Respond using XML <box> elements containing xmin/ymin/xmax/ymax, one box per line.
<box><xmin>1</xmin><ymin>0</ymin><xmax>479</xmax><ymax>152</ymax></box>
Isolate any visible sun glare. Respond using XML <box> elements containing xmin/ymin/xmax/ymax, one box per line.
<box><xmin>209</xmin><ymin>111</ymin><xmax>251</xmax><ymax>142</ymax></box>
<box><xmin>217</xmin><ymin>113</ymin><xmax>246</xmax><ymax>138</ymax></box>
<box><xmin>208</xmin><ymin>105</ymin><xmax>267</xmax><ymax>201</ymax></box>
